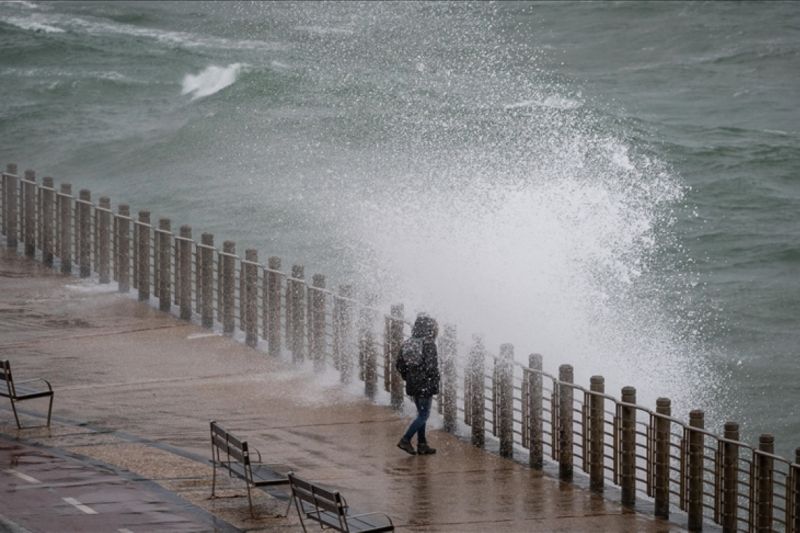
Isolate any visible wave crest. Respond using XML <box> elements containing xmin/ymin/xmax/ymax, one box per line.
<box><xmin>181</xmin><ymin>63</ymin><xmax>245</xmax><ymax>101</ymax></box>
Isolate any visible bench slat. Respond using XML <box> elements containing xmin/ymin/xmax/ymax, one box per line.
<box><xmin>347</xmin><ymin>514</ymin><xmax>395</xmax><ymax>533</ymax></box>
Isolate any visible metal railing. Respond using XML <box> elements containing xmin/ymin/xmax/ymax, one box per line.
<box><xmin>2</xmin><ymin>164</ymin><xmax>798</xmax><ymax>532</ymax></box>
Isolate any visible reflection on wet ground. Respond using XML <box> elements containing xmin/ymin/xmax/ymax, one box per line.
<box><xmin>0</xmin><ymin>249</ymin><xmax>684</xmax><ymax>531</ymax></box>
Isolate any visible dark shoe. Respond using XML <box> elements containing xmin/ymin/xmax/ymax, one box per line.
<box><xmin>417</xmin><ymin>443</ymin><xmax>436</xmax><ymax>455</ymax></box>
<box><xmin>397</xmin><ymin>439</ymin><xmax>416</xmax><ymax>455</ymax></box>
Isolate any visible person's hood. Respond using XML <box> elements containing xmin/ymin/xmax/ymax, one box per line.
<box><xmin>412</xmin><ymin>313</ymin><xmax>437</xmax><ymax>340</ymax></box>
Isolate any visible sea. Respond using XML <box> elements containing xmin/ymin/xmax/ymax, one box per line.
<box><xmin>1</xmin><ymin>1</ymin><xmax>798</xmax><ymax>457</ymax></box>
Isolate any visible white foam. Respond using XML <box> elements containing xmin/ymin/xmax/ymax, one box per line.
<box><xmin>504</xmin><ymin>95</ymin><xmax>582</xmax><ymax>111</ymax></box>
<box><xmin>294</xmin><ymin>25</ymin><xmax>354</xmax><ymax>36</ymax></box>
<box><xmin>3</xmin><ymin>15</ymin><xmax>63</xmax><ymax>33</ymax></box>
<box><xmin>4</xmin><ymin>0</ymin><xmax>39</xmax><ymax>9</ymax></box>
<box><xmin>181</xmin><ymin>63</ymin><xmax>245</xmax><ymax>101</ymax></box>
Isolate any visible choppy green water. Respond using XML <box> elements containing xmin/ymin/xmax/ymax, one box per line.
<box><xmin>1</xmin><ymin>1</ymin><xmax>798</xmax><ymax>456</ymax></box>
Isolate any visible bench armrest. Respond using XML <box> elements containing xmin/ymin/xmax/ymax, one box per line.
<box><xmin>250</xmin><ymin>445</ymin><xmax>262</xmax><ymax>464</ymax></box>
<box><xmin>14</xmin><ymin>378</ymin><xmax>52</xmax><ymax>391</ymax></box>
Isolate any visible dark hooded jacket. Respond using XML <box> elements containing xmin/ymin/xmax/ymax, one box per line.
<box><xmin>396</xmin><ymin>314</ymin><xmax>440</xmax><ymax>398</ymax></box>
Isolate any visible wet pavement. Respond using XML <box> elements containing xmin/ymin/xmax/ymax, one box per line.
<box><xmin>0</xmin><ymin>249</ymin><xmax>684</xmax><ymax>532</ymax></box>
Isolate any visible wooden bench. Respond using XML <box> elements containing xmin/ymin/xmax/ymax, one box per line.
<box><xmin>209</xmin><ymin>420</ymin><xmax>291</xmax><ymax>517</ymax></box>
<box><xmin>288</xmin><ymin>473</ymin><xmax>394</xmax><ymax>532</ymax></box>
<box><xmin>0</xmin><ymin>360</ymin><xmax>53</xmax><ymax>429</ymax></box>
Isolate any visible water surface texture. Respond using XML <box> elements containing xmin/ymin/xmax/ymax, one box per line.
<box><xmin>1</xmin><ymin>1</ymin><xmax>798</xmax><ymax>455</ymax></box>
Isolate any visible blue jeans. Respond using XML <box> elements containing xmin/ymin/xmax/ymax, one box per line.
<box><xmin>402</xmin><ymin>396</ymin><xmax>432</xmax><ymax>444</ymax></box>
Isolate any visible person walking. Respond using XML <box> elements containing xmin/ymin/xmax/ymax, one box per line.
<box><xmin>396</xmin><ymin>313</ymin><xmax>440</xmax><ymax>455</ymax></box>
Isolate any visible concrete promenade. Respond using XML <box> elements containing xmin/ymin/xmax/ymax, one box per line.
<box><xmin>0</xmin><ymin>249</ymin><xmax>682</xmax><ymax>532</ymax></box>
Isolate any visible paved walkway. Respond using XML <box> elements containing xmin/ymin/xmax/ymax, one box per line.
<box><xmin>0</xmin><ymin>249</ymin><xmax>683</xmax><ymax>532</ymax></box>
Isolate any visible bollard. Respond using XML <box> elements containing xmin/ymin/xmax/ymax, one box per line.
<box><xmin>6</xmin><ymin>166</ymin><xmax>18</xmax><ymax>249</ymax></box>
<box><xmin>687</xmin><ymin>410</ymin><xmax>704</xmax><ymax>531</ymax></box>
<box><xmin>174</xmin><ymin>227</ymin><xmax>181</xmax><ymax>307</ymax></box>
<box><xmin>195</xmin><ymin>234</ymin><xmax>203</xmax><ymax>314</ymax></box>
<box><xmin>216</xmin><ymin>250</ymin><xmax>223</xmax><ymax>322</ymax></box>
<box><xmin>335</xmin><ymin>285</ymin><xmax>354</xmax><ymax>382</ymax></box>
<box><xmin>559</xmin><ymin>365</ymin><xmax>574</xmax><ymax>481</ymax></box>
<box><xmin>655</xmin><ymin>398</ymin><xmax>672</xmax><ymax>519</ymax></box>
<box><xmin>721</xmin><ymin>421</ymin><xmax>739</xmax><ymax>532</ymax></box>
<box><xmin>158</xmin><ymin>218</ymin><xmax>171</xmax><ymax>311</ymax></box>
<box><xmin>290</xmin><ymin>265</ymin><xmax>305</xmax><ymax>362</ymax></box>
<box><xmin>590</xmin><ymin>376</ymin><xmax>605</xmax><ymax>492</ymax></box>
<box><xmin>620</xmin><ymin>386</ymin><xmax>637</xmax><ymax>507</ymax></box>
<box><xmin>468</xmin><ymin>337</ymin><xmax>486</xmax><ymax>448</ymax></box>
<box><xmin>97</xmin><ymin>197</ymin><xmax>110</xmax><ymax>283</ymax></box>
<box><xmin>200</xmin><ymin>234</ymin><xmax>214</xmax><ymax>328</ymax></box>
<box><xmin>131</xmin><ymin>208</ymin><xmax>138</xmax><ymax>289</ymax></box>
<box><xmin>179</xmin><ymin>226</ymin><xmax>192</xmax><ymax>320</ymax></box>
<box><xmin>755</xmin><ymin>434</ymin><xmax>774</xmax><ymax>533</ymax></box>
<box><xmin>77</xmin><ymin>190</ymin><xmax>92</xmax><ymax>278</ymax></box>
<box><xmin>389</xmin><ymin>304</ymin><xmax>405</xmax><ymax>410</ymax></box>
<box><xmin>42</xmin><ymin>177</ymin><xmax>55</xmax><ymax>267</ymax></box>
<box><xmin>528</xmin><ymin>353</ymin><xmax>543</xmax><ymax>469</ymax></box>
<box><xmin>267</xmin><ymin>256</ymin><xmax>282</xmax><ymax>356</ymax></box>
<box><xmin>243</xmin><ymin>249</ymin><xmax>258</xmax><ymax>346</ymax></box>
<box><xmin>498</xmin><ymin>344</ymin><xmax>514</xmax><ymax>459</ymax></box>
<box><xmin>117</xmin><ymin>205</ymin><xmax>130</xmax><ymax>292</ymax></box>
<box><xmin>310</xmin><ymin>274</ymin><xmax>326</xmax><ymax>371</ymax></box>
<box><xmin>137</xmin><ymin>211</ymin><xmax>151</xmax><ymax>301</ymax></box>
<box><xmin>793</xmin><ymin>448</ymin><xmax>800</xmax><ymax>533</ymax></box>
<box><xmin>23</xmin><ymin>170</ymin><xmax>36</xmax><ymax>257</ymax></box>
<box><xmin>360</xmin><ymin>301</ymin><xmax>378</xmax><ymax>399</ymax></box>
<box><xmin>440</xmin><ymin>324</ymin><xmax>458</xmax><ymax>434</ymax></box>
<box><xmin>59</xmin><ymin>184</ymin><xmax>72</xmax><ymax>273</ymax></box>
<box><xmin>222</xmin><ymin>241</ymin><xmax>236</xmax><ymax>336</ymax></box>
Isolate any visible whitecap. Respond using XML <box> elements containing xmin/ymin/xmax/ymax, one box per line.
<box><xmin>3</xmin><ymin>15</ymin><xmax>63</xmax><ymax>33</ymax></box>
<box><xmin>294</xmin><ymin>25</ymin><xmax>354</xmax><ymax>36</ymax></box>
<box><xmin>181</xmin><ymin>63</ymin><xmax>245</xmax><ymax>101</ymax></box>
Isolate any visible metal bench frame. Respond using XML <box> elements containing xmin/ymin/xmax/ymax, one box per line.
<box><xmin>0</xmin><ymin>360</ymin><xmax>53</xmax><ymax>429</ymax></box>
<box><xmin>209</xmin><ymin>420</ymin><xmax>290</xmax><ymax>517</ymax></box>
<box><xmin>288</xmin><ymin>473</ymin><xmax>394</xmax><ymax>533</ymax></box>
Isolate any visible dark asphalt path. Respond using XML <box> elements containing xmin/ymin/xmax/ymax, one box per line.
<box><xmin>0</xmin><ymin>437</ymin><xmax>237</xmax><ymax>533</ymax></box>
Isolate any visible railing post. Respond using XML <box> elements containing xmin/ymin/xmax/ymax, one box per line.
<box><xmin>590</xmin><ymin>375</ymin><xmax>605</xmax><ymax>492</ymax></box>
<box><xmin>469</xmin><ymin>337</ymin><xmax>486</xmax><ymax>448</ymax></box>
<box><xmin>389</xmin><ymin>304</ymin><xmax>405</xmax><ymax>410</ymax></box>
<box><xmin>137</xmin><ymin>210</ymin><xmax>151</xmax><ymax>301</ymax></box>
<box><xmin>1</xmin><ymin>165</ymin><xmax>9</xmax><ymax>238</ymax></box>
<box><xmin>335</xmin><ymin>285</ymin><xmax>354</xmax><ymax>382</ymax></box>
<box><xmin>310</xmin><ymin>274</ymin><xmax>326</xmax><ymax>371</ymax></box>
<box><xmin>267</xmin><ymin>256</ymin><xmax>282</xmax><ymax>356</ymax></box>
<box><xmin>498</xmin><ymin>343</ymin><xmax>514</xmax><ymax>459</ymax></box>
<box><xmin>290</xmin><ymin>265</ymin><xmax>305</xmax><ymax>362</ymax></box>
<box><xmin>179</xmin><ymin>226</ymin><xmax>192</xmax><ymax>320</ymax></box>
<box><xmin>23</xmin><ymin>170</ymin><xmax>36</xmax><ymax>257</ymax></box>
<box><xmin>360</xmin><ymin>301</ymin><xmax>378</xmax><ymax>399</ymax></box>
<box><xmin>440</xmin><ymin>324</ymin><xmax>457</xmax><ymax>434</ymax></box>
<box><xmin>97</xmin><ymin>197</ymin><xmax>110</xmax><ymax>283</ymax></box>
<box><xmin>77</xmin><ymin>190</ymin><xmax>91</xmax><ymax>278</ymax></box>
<box><xmin>655</xmin><ymin>397</ymin><xmax>672</xmax><ymax>519</ymax></box>
<box><xmin>200</xmin><ymin>234</ymin><xmax>214</xmax><ymax>328</ymax></box>
<box><xmin>620</xmin><ymin>386</ymin><xmax>637</xmax><ymax>507</ymax></box>
<box><xmin>173</xmin><ymin>225</ymin><xmax>180</xmax><ymax>307</ymax></box>
<box><xmin>719</xmin><ymin>421</ymin><xmax>739</xmax><ymax>531</ymax></box>
<box><xmin>756</xmin><ymin>434</ymin><xmax>774</xmax><ymax>533</ymax></box>
<box><xmin>42</xmin><ymin>177</ymin><xmax>54</xmax><ymax>267</ymax></box>
<box><xmin>793</xmin><ymin>447</ymin><xmax>800</xmax><ymax>533</ymax></box>
<box><xmin>243</xmin><ymin>249</ymin><xmax>258</xmax><ymax>346</ymax></box>
<box><xmin>688</xmin><ymin>409</ymin><xmax>704</xmax><ymax>531</ymax></box>
<box><xmin>6</xmin><ymin>167</ymin><xmax>17</xmax><ymax>249</ymax></box>
<box><xmin>117</xmin><ymin>205</ymin><xmax>130</xmax><ymax>292</ymax></box>
<box><xmin>59</xmin><ymin>184</ymin><xmax>72</xmax><ymax>273</ymax></box>
<box><xmin>529</xmin><ymin>353</ymin><xmax>543</xmax><ymax>468</ymax></box>
<box><xmin>222</xmin><ymin>241</ymin><xmax>235</xmax><ymax>336</ymax></box>
<box><xmin>158</xmin><ymin>218</ymin><xmax>171</xmax><ymax>311</ymax></box>
<box><xmin>559</xmin><ymin>365</ymin><xmax>574</xmax><ymax>481</ymax></box>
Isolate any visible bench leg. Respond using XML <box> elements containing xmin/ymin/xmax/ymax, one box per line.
<box><xmin>246</xmin><ymin>485</ymin><xmax>256</xmax><ymax>519</ymax></box>
<box><xmin>46</xmin><ymin>394</ymin><xmax>53</xmax><ymax>427</ymax></box>
<box><xmin>9</xmin><ymin>399</ymin><xmax>22</xmax><ymax>430</ymax></box>
<box><xmin>291</xmin><ymin>494</ymin><xmax>308</xmax><ymax>533</ymax></box>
